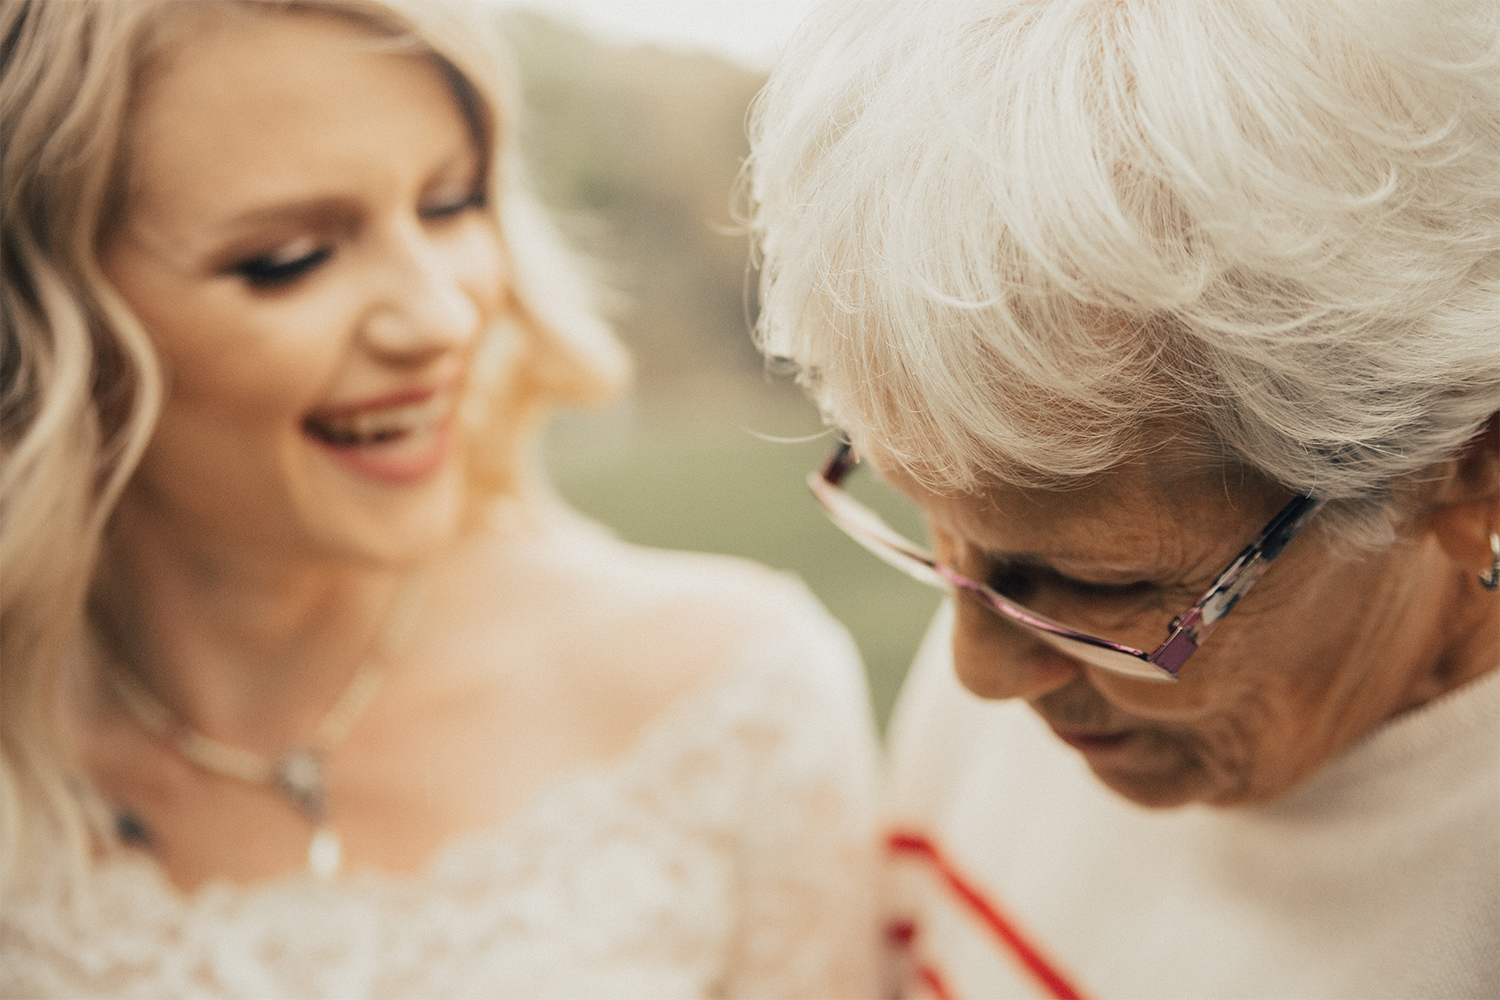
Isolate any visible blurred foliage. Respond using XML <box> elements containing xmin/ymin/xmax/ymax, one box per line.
<box><xmin>504</xmin><ymin>10</ymin><xmax>941</xmax><ymax>730</ymax></box>
<box><xmin>503</xmin><ymin>9</ymin><xmax>770</xmax><ymax>400</ymax></box>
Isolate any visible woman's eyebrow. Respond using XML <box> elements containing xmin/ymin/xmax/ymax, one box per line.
<box><xmin>976</xmin><ymin>525</ymin><xmax>1209</xmax><ymax>580</ymax></box>
<box><xmin>429</xmin><ymin>143</ymin><xmax>483</xmax><ymax>175</ymax></box>
<box><xmin>210</xmin><ymin>197</ymin><xmax>360</xmax><ymax>239</ymax></box>
<box><xmin>206</xmin><ymin>143</ymin><xmax>480</xmax><ymax>240</ymax></box>
<box><xmin>958</xmin><ymin>537</ymin><xmax>1158</xmax><ymax>579</ymax></box>
<box><xmin>190</xmin><ymin>199</ymin><xmax>360</xmax><ymax>276</ymax></box>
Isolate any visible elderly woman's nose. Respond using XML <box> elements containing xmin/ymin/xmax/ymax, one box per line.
<box><xmin>361</xmin><ymin>230</ymin><xmax>486</xmax><ymax>360</ymax></box>
<box><xmin>951</xmin><ymin>600</ymin><xmax>1082</xmax><ymax>701</ymax></box>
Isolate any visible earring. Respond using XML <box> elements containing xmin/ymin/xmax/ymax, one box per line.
<box><xmin>1482</xmin><ymin>531</ymin><xmax>1500</xmax><ymax>592</ymax></box>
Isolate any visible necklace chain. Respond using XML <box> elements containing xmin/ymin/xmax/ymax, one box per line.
<box><xmin>108</xmin><ymin>656</ymin><xmax>384</xmax><ymax>790</ymax></box>
<box><xmin>105</xmin><ymin>572</ymin><xmax>425</xmax><ymax>878</ymax></box>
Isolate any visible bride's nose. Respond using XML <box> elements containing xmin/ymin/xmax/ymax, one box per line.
<box><xmin>359</xmin><ymin>224</ymin><xmax>488</xmax><ymax>361</ymax></box>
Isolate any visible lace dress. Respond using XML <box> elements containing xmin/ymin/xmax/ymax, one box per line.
<box><xmin>2</xmin><ymin>588</ymin><xmax>882</xmax><ymax>999</ymax></box>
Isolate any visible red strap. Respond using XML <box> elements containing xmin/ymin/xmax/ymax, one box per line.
<box><xmin>915</xmin><ymin>961</ymin><xmax>956</xmax><ymax>1000</ymax></box>
<box><xmin>889</xmin><ymin>918</ymin><xmax>956</xmax><ymax>1000</ymax></box>
<box><xmin>889</xmin><ymin>830</ymin><xmax>1089</xmax><ymax>1000</ymax></box>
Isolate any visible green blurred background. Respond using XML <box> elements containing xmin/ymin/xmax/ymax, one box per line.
<box><xmin>505</xmin><ymin>11</ymin><xmax>940</xmax><ymax>729</ymax></box>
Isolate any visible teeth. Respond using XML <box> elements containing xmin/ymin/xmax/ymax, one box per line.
<box><xmin>308</xmin><ymin>393</ymin><xmax>450</xmax><ymax>446</ymax></box>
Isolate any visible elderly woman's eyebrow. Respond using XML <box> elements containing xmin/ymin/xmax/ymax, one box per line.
<box><xmin>996</xmin><ymin>553</ymin><xmax>1176</xmax><ymax>585</ymax></box>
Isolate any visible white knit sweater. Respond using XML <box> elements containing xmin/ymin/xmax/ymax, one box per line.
<box><xmin>887</xmin><ymin>602</ymin><xmax>1500</xmax><ymax>1000</ymax></box>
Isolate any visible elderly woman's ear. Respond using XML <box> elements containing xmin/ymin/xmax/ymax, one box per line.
<box><xmin>1418</xmin><ymin>413</ymin><xmax>1500</xmax><ymax>584</ymax></box>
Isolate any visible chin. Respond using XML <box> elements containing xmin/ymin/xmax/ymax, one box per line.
<box><xmin>1090</xmin><ymin>763</ymin><xmax>1214</xmax><ymax>809</ymax></box>
<box><xmin>302</xmin><ymin>466</ymin><xmax>470</xmax><ymax>565</ymax></box>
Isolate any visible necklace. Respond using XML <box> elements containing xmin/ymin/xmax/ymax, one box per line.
<box><xmin>106</xmin><ymin>573</ymin><xmax>425</xmax><ymax>881</ymax></box>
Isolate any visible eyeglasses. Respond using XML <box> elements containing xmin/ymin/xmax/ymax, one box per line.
<box><xmin>809</xmin><ymin>440</ymin><xmax>1324</xmax><ymax>682</ymax></box>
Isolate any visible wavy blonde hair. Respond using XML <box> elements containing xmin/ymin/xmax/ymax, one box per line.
<box><xmin>0</xmin><ymin>0</ymin><xmax>628</xmax><ymax>880</ymax></box>
<box><xmin>748</xmin><ymin>0</ymin><xmax>1500</xmax><ymax>542</ymax></box>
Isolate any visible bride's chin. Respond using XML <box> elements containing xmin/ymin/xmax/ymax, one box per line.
<box><xmin>296</xmin><ymin>459</ymin><xmax>472</xmax><ymax>565</ymax></box>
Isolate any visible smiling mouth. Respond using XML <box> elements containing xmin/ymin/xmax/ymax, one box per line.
<box><xmin>302</xmin><ymin>392</ymin><xmax>453</xmax><ymax>447</ymax></box>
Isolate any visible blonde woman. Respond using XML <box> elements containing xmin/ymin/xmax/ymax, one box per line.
<box><xmin>750</xmin><ymin>1</ymin><xmax>1498</xmax><ymax>997</ymax></box>
<box><xmin>0</xmin><ymin>2</ymin><xmax>881</xmax><ymax>995</ymax></box>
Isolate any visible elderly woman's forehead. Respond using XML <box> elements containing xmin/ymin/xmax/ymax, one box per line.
<box><xmin>882</xmin><ymin>449</ymin><xmax>1281</xmax><ymax>551</ymax></box>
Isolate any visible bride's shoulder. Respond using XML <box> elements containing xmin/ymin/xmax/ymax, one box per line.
<box><xmin>489</xmin><ymin>508</ymin><xmax>845</xmax><ymax>645</ymax></box>
<box><xmin>452</xmin><ymin>507</ymin><xmax>865</xmax><ymax>743</ymax></box>
<box><xmin>564</xmin><ymin>521</ymin><xmax>855</xmax><ymax>675</ymax></box>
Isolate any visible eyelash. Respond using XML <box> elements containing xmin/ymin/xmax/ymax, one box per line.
<box><xmin>986</xmin><ymin>564</ymin><xmax>1151</xmax><ymax>604</ymax></box>
<box><xmin>422</xmin><ymin>188</ymin><xmax>486</xmax><ymax>220</ymax></box>
<box><xmin>235</xmin><ymin>246</ymin><xmax>332</xmax><ymax>288</ymax></box>
<box><xmin>232</xmin><ymin>188</ymin><xmax>486</xmax><ymax>290</ymax></box>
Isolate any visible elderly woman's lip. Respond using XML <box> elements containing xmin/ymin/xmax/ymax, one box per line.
<box><xmin>1051</xmin><ymin>727</ymin><xmax>1133</xmax><ymax>754</ymax></box>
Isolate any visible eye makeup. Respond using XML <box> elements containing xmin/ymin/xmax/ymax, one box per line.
<box><xmin>233</xmin><ymin>236</ymin><xmax>333</xmax><ymax>288</ymax></box>
<box><xmin>418</xmin><ymin>148</ymin><xmax>487</xmax><ymax>221</ymax></box>
<box><xmin>218</xmin><ymin>156</ymin><xmax>487</xmax><ymax>290</ymax></box>
<box><xmin>419</xmin><ymin>185</ymin><xmax>485</xmax><ymax>220</ymax></box>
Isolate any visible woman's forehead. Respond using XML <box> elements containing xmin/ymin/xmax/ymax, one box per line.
<box><xmin>882</xmin><ymin>453</ymin><xmax>1286</xmax><ymax>576</ymax></box>
<box><xmin>120</xmin><ymin>12</ymin><xmax>467</xmax><ymax>224</ymax></box>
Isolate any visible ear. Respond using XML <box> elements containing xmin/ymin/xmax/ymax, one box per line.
<box><xmin>1422</xmin><ymin>413</ymin><xmax>1500</xmax><ymax>585</ymax></box>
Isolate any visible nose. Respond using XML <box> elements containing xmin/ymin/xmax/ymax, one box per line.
<box><xmin>360</xmin><ymin>224</ymin><xmax>487</xmax><ymax>361</ymax></box>
<box><xmin>950</xmin><ymin>594</ymin><xmax>1083</xmax><ymax>701</ymax></box>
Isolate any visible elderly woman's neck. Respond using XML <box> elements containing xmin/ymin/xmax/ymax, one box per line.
<box><xmin>89</xmin><ymin>500</ymin><xmax>413</xmax><ymax>748</ymax></box>
<box><xmin>1399</xmin><ymin>567</ymin><xmax>1500</xmax><ymax>712</ymax></box>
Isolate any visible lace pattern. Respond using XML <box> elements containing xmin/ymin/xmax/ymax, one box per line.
<box><xmin>2</xmin><ymin>594</ymin><xmax>881</xmax><ymax>999</ymax></box>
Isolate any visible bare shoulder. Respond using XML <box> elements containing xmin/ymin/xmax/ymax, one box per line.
<box><xmin>545</xmin><ymin>517</ymin><xmax>849</xmax><ymax>682</ymax></box>
<box><xmin>439</xmin><ymin>509</ymin><xmax>862</xmax><ymax>753</ymax></box>
<box><xmin>567</xmin><ymin>531</ymin><xmax>865</xmax><ymax>743</ymax></box>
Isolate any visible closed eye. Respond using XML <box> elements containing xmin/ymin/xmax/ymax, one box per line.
<box><xmin>233</xmin><ymin>238</ymin><xmax>331</xmax><ymax>289</ymax></box>
<box><xmin>987</xmin><ymin>564</ymin><xmax>1154</xmax><ymax>605</ymax></box>
<box><xmin>420</xmin><ymin>188</ymin><xmax>486</xmax><ymax>221</ymax></box>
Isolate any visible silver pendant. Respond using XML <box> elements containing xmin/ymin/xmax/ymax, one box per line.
<box><xmin>308</xmin><ymin>824</ymin><xmax>342</xmax><ymax>881</ymax></box>
<box><xmin>275</xmin><ymin>746</ymin><xmax>325</xmax><ymax>821</ymax></box>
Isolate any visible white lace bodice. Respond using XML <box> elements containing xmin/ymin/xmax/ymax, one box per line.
<box><xmin>2</xmin><ymin>589</ymin><xmax>882</xmax><ymax>999</ymax></box>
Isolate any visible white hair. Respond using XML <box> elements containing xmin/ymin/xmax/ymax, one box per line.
<box><xmin>748</xmin><ymin>0</ymin><xmax>1500</xmax><ymax>540</ymax></box>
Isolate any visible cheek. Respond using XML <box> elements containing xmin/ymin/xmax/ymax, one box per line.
<box><xmin>1070</xmin><ymin>674</ymin><xmax>1282</xmax><ymax>805</ymax></box>
<box><xmin>455</xmin><ymin>219</ymin><xmax>507</xmax><ymax>312</ymax></box>
<box><xmin>105</xmin><ymin>242</ymin><xmax>362</xmax><ymax>419</ymax></box>
<box><xmin>949</xmin><ymin>594</ymin><xmax>1082</xmax><ymax>699</ymax></box>
<box><xmin>148</xmin><ymin>290</ymin><xmax>359</xmax><ymax>417</ymax></box>
<box><xmin>1087</xmin><ymin>617</ymin><xmax>1301</xmax><ymax>746</ymax></box>
<box><xmin>950</xmin><ymin>600</ymin><xmax>1016</xmax><ymax>697</ymax></box>
<box><xmin>1083</xmin><ymin>630</ymin><xmax>1314</xmax><ymax>803</ymax></box>
<box><xmin>1086</xmin><ymin>546</ymin><xmax>1345</xmax><ymax>723</ymax></box>
<box><xmin>1090</xmin><ymin>666</ymin><xmax>1228</xmax><ymax>718</ymax></box>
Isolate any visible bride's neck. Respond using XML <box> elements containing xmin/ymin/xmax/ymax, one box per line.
<box><xmin>91</xmin><ymin>502</ymin><xmax>411</xmax><ymax>748</ymax></box>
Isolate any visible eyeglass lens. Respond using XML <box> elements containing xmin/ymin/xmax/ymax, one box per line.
<box><xmin>812</xmin><ymin>460</ymin><xmax>1176</xmax><ymax>681</ymax></box>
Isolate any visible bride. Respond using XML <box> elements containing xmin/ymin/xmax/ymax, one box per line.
<box><xmin>0</xmin><ymin>1</ymin><xmax>881</xmax><ymax>995</ymax></box>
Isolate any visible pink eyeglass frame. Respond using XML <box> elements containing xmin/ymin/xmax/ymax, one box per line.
<box><xmin>809</xmin><ymin>440</ymin><xmax>1324</xmax><ymax>682</ymax></box>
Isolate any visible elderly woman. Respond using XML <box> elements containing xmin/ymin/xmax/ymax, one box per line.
<box><xmin>0</xmin><ymin>1</ymin><xmax>880</xmax><ymax>995</ymax></box>
<box><xmin>749</xmin><ymin>1</ymin><xmax>1499</xmax><ymax>997</ymax></box>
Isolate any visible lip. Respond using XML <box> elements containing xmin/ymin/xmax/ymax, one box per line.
<box><xmin>309</xmin><ymin>381</ymin><xmax>458</xmax><ymax>419</ymax></box>
<box><xmin>1049</xmin><ymin>725</ymin><xmax>1135</xmax><ymax>757</ymax></box>
<box><xmin>302</xmin><ymin>382</ymin><xmax>459</xmax><ymax>485</ymax></box>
